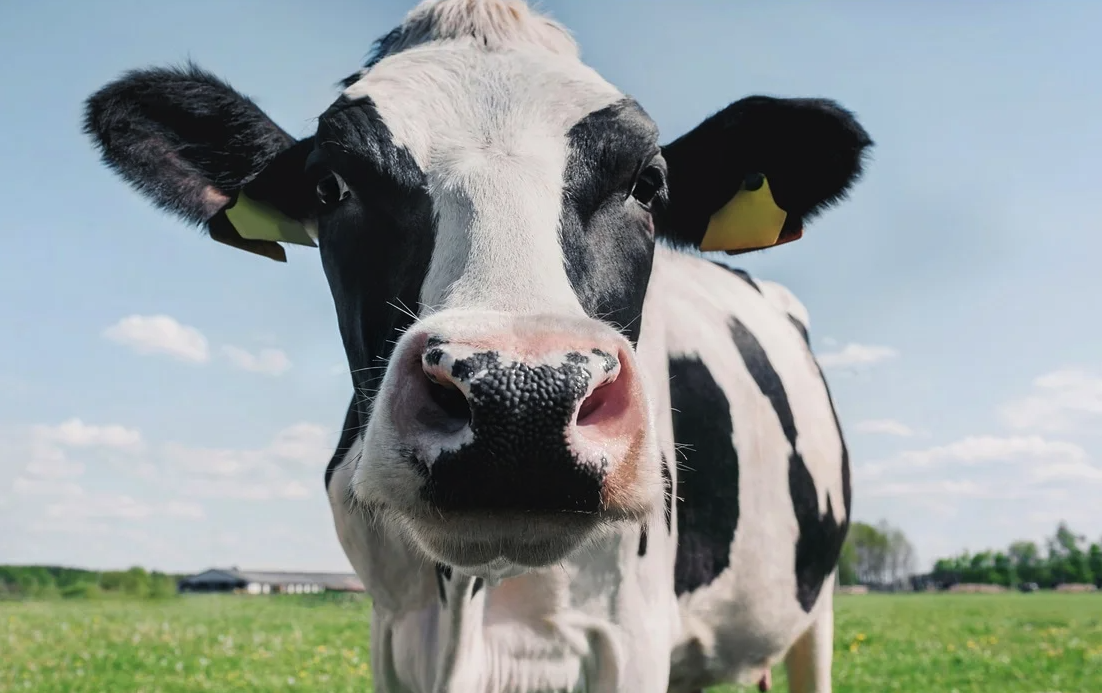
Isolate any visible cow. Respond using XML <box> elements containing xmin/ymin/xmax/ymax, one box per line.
<box><xmin>81</xmin><ymin>1</ymin><xmax>871</xmax><ymax>691</ymax></box>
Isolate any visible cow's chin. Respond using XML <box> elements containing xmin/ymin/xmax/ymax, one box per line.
<box><xmin>400</xmin><ymin>509</ymin><xmax>623</xmax><ymax>577</ymax></box>
<box><xmin>350</xmin><ymin>439</ymin><xmax>658</xmax><ymax>577</ymax></box>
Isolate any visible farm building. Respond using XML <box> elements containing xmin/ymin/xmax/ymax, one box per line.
<box><xmin>177</xmin><ymin>568</ymin><xmax>364</xmax><ymax>595</ymax></box>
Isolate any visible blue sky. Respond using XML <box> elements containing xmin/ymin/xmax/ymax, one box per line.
<box><xmin>1</xmin><ymin>0</ymin><xmax>1100</xmax><ymax>573</ymax></box>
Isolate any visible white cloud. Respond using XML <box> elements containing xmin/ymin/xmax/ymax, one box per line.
<box><xmin>854</xmin><ymin>418</ymin><xmax>914</xmax><ymax>437</ymax></box>
<box><xmin>269</xmin><ymin>423</ymin><xmax>333</xmax><ymax>467</ymax></box>
<box><xmin>864</xmin><ymin>479</ymin><xmax>1006</xmax><ymax>499</ymax></box>
<box><xmin>164</xmin><ymin>422</ymin><xmax>332</xmax><ymax>476</ymax></box>
<box><xmin>28</xmin><ymin>520</ymin><xmax>113</xmax><ymax>536</ymax></box>
<box><xmin>12</xmin><ymin>477</ymin><xmax>85</xmax><ymax>498</ymax></box>
<box><xmin>33</xmin><ymin>418</ymin><xmax>143</xmax><ymax>451</ymax></box>
<box><xmin>43</xmin><ymin>493</ymin><xmax>205</xmax><ymax>522</ymax></box>
<box><xmin>1000</xmin><ymin>369</ymin><xmax>1102</xmax><ymax>434</ymax></box>
<box><xmin>818</xmin><ymin>342</ymin><xmax>899</xmax><ymax>369</ymax></box>
<box><xmin>163</xmin><ymin>443</ymin><xmax>258</xmax><ymax>477</ymax></box>
<box><xmin>161</xmin><ymin>423</ymin><xmax>332</xmax><ymax>500</ymax></box>
<box><xmin>858</xmin><ymin>433</ymin><xmax>1102</xmax><ymax>506</ymax></box>
<box><xmin>13</xmin><ymin>419</ymin><xmax>144</xmax><ymax>482</ymax></box>
<box><xmin>1030</xmin><ymin>459</ymin><xmax>1102</xmax><ymax>483</ymax></box>
<box><xmin>222</xmin><ymin>345</ymin><xmax>292</xmax><ymax>376</ymax></box>
<box><xmin>128</xmin><ymin>462</ymin><xmax>158</xmax><ymax>479</ymax></box>
<box><xmin>45</xmin><ymin>494</ymin><xmax>154</xmax><ymax>521</ymax></box>
<box><xmin>0</xmin><ymin>416</ymin><xmax>345</xmax><ymax>570</ymax></box>
<box><xmin>893</xmin><ymin>435</ymin><xmax>1087</xmax><ymax>469</ymax></box>
<box><xmin>178</xmin><ymin>478</ymin><xmax>312</xmax><ymax>501</ymax></box>
<box><xmin>23</xmin><ymin>440</ymin><xmax>84</xmax><ymax>478</ymax></box>
<box><xmin>164</xmin><ymin>500</ymin><xmax>206</xmax><ymax>519</ymax></box>
<box><xmin>860</xmin><ymin>434</ymin><xmax>1094</xmax><ymax>482</ymax></box>
<box><xmin>103</xmin><ymin>314</ymin><xmax>209</xmax><ymax>363</ymax></box>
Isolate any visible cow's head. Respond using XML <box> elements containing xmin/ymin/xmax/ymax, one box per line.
<box><xmin>83</xmin><ymin>0</ymin><xmax>871</xmax><ymax>575</ymax></box>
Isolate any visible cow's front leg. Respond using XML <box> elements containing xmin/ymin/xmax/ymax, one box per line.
<box><xmin>783</xmin><ymin>589</ymin><xmax>833</xmax><ymax>693</ymax></box>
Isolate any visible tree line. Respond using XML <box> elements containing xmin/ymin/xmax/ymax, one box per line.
<box><xmin>928</xmin><ymin>522</ymin><xmax>1102</xmax><ymax>589</ymax></box>
<box><xmin>836</xmin><ymin>520</ymin><xmax>917</xmax><ymax>587</ymax></box>
<box><xmin>0</xmin><ymin>565</ymin><xmax>181</xmax><ymax>599</ymax></box>
<box><xmin>837</xmin><ymin>519</ymin><xmax>1102</xmax><ymax>590</ymax></box>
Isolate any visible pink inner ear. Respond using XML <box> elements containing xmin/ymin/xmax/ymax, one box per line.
<box><xmin>200</xmin><ymin>185</ymin><xmax>230</xmax><ymax>215</ymax></box>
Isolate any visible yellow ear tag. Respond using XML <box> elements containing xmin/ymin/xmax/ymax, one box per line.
<box><xmin>699</xmin><ymin>173</ymin><xmax>788</xmax><ymax>253</ymax></box>
<box><xmin>224</xmin><ymin>191</ymin><xmax>317</xmax><ymax>248</ymax></box>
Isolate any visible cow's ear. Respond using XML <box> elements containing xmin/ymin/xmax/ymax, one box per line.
<box><xmin>83</xmin><ymin>62</ymin><xmax>317</xmax><ymax>263</ymax></box>
<box><xmin>656</xmin><ymin>96</ymin><xmax>873</xmax><ymax>255</ymax></box>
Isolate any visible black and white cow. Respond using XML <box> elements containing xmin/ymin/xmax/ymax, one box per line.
<box><xmin>82</xmin><ymin>1</ymin><xmax>871</xmax><ymax>691</ymax></box>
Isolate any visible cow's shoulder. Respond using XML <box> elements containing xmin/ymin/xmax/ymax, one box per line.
<box><xmin>649</xmin><ymin>247</ymin><xmax>850</xmax><ymax>611</ymax></box>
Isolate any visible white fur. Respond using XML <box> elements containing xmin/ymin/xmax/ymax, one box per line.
<box><xmin>653</xmin><ymin>247</ymin><xmax>846</xmax><ymax>691</ymax></box>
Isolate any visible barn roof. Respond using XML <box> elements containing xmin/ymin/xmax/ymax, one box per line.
<box><xmin>177</xmin><ymin>568</ymin><xmax>246</xmax><ymax>585</ymax></box>
<box><xmin>235</xmin><ymin>571</ymin><xmax>365</xmax><ymax>591</ymax></box>
<box><xmin>178</xmin><ymin>568</ymin><xmax>364</xmax><ymax>591</ymax></box>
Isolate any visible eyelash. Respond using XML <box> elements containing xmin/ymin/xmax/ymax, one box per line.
<box><xmin>630</xmin><ymin>164</ymin><xmax>665</xmax><ymax>210</ymax></box>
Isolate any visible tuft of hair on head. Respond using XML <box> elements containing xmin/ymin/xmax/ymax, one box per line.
<box><xmin>365</xmin><ymin>0</ymin><xmax>578</xmax><ymax>68</ymax></box>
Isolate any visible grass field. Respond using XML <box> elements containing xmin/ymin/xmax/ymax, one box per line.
<box><xmin>2</xmin><ymin>593</ymin><xmax>1099</xmax><ymax>692</ymax></box>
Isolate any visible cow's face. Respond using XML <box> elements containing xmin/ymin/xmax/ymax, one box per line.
<box><xmin>83</xmin><ymin>0</ymin><xmax>872</xmax><ymax>575</ymax></box>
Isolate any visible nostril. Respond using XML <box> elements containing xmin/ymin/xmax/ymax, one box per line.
<box><xmin>425</xmin><ymin>376</ymin><xmax>472</xmax><ymax>425</ymax></box>
<box><xmin>577</xmin><ymin>382</ymin><xmax>609</xmax><ymax>424</ymax></box>
<box><xmin>577</xmin><ymin>368</ymin><xmax>628</xmax><ymax>428</ymax></box>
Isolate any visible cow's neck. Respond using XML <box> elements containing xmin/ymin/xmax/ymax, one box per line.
<box><xmin>421</xmin><ymin>540</ymin><xmax>631</xmax><ymax>692</ymax></box>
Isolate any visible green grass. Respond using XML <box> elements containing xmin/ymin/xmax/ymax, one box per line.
<box><xmin>1</xmin><ymin>595</ymin><xmax>373</xmax><ymax>692</ymax></box>
<box><xmin>718</xmin><ymin>592</ymin><xmax>1102</xmax><ymax>693</ymax></box>
<box><xmin>2</xmin><ymin>593</ymin><xmax>1099</xmax><ymax>692</ymax></box>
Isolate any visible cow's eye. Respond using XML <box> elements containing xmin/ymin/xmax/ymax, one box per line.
<box><xmin>630</xmin><ymin>165</ymin><xmax>664</xmax><ymax>209</ymax></box>
<box><xmin>315</xmin><ymin>171</ymin><xmax>350</xmax><ymax>208</ymax></box>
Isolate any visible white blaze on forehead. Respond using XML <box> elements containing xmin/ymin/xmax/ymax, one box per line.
<box><xmin>343</xmin><ymin>43</ymin><xmax>624</xmax><ymax>316</ymax></box>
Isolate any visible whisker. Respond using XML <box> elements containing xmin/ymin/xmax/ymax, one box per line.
<box><xmin>387</xmin><ymin>299</ymin><xmax>419</xmax><ymax>322</ymax></box>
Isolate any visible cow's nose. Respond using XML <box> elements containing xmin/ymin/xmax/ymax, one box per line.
<box><xmin>401</xmin><ymin>337</ymin><xmax>635</xmax><ymax>514</ymax></box>
<box><xmin>419</xmin><ymin>341</ymin><xmax>621</xmax><ymax>435</ymax></box>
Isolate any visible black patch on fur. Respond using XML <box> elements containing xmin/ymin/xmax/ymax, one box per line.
<box><xmin>713</xmin><ymin>263</ymin><xmax>762</xmax><ymax>294</ymax></box>
<box><xmin>669</xmin><ymin>357</ymin><xmax>740</xmax><ymax>596</ymax></box>
<box><xmin>82</xmin><ymin>62</ymin><xmax>298</xmax><ymax>226</ymax></box>
<box><xmin>425</xmin><ymin>348</ymin><xmax>445</xmax><ymax>366</ymax></box>
<box><xmin>592</xmin><ymin>348</ymin><xmax>618</xmax><ymax>374</ymax></box>
<box><xmin>565</xmin><ymin>351</ymin><xmax>588</xmax><ymax>365</ymax></box>
<box><xmin>810</xmin><ymin>353</ymin><xmax>852</xmax><ymax>560</ymax></box>
<box><xmin>311</xmin><ymin>95</ymin><xmax>435</xmax><ymax>405</ymax></box>
<box><xmin>325</xmin><ymin>394</ymin><xmax>362</xmax><ymax>490</ymax></box>
<box><xmin>637</xmin><ymin>524</ymin><xmax>649</xmax><ymax>556</ymax></box>
<box><xmin>658</xmin><ymin>96</ymin><xmax>873</xmax><ymax>249</ymax></box>
<box><xmin>471</xmin><ymin>577</ymin><xmax>484</xmax><ymax>597</ymax></box>
<box><xmin>560</xmin><ymin>99</ymin><xmax>662</xmax><ymax>346</ymax></box>
<box><xmin>425</xmin><ymin>351</ymin><xmax>604</xmax><ymax>513</ymax></box>
<box><xmin>787</xmin><ymin>313</ymin><xmax>810</xmax><ymax>346</ymax></box>
<box><xmin>660</xmin><ymin>453</ymin><xmax>673</xmax><ymax>534</ymax></box>
<box><xmin>435</xmin><ymin>562</ymin><xmax>451</xmax><ymax>604</ymax></box>
<box><xmin>729</xmin><ymin>316</ymin><xmax>846</xmax><ymax>613</ymax></box>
